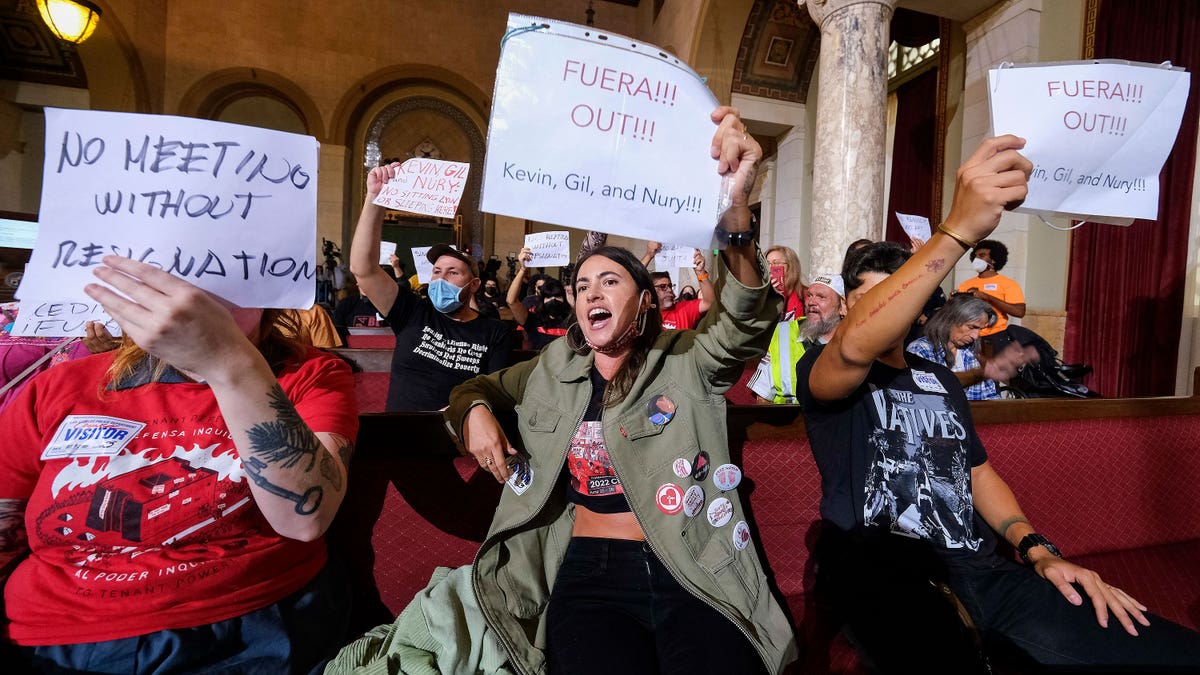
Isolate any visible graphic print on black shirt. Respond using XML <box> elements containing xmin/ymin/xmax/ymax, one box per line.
<box><xmin>864</xmin><ymin>373</ymin><xmax>981</xmax><ymax>551</ymax></box>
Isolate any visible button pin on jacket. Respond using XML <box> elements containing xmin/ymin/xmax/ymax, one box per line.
<box><xmin>712</xmin><ymin>463</ymin><xmax>742</xmax><ymax>492</ymax></box>
<box><xmin>691</xmin><ymin>451</ymin><xmax>711</xmax><ymax>481</ymax></box>
<box><xmin>683</xmin><ymin>485</ymin><xmax>705</xmax><ymax>517</ymax></box>
<box><xmin>707</xmin><ymin>497</ymin><xmax>733</xmax><ymax>527</ymax></box>
<box><xmin>733</xmin><ymin>520</ymin><xmax>751</xmax><ymax>550</ymax></box>
<box><xmin>672</xmin><ymin>457</ymin><xmax>692</xmax><ymax>478</ymax></box>
<box><xmin>656</xmin><ymin>483</ymin><xmax>684</xmax><ymax>515</ymax></box>
<box><xmin>647</xmin><ymin>394</ymin><xmax>676</xmax><ymax>425</ymax></box>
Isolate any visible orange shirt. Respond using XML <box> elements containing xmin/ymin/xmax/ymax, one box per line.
<box><xmin>957</xmin><ymin>273</ymin><xmax>1025</xmax><ymax>335</ymax></box>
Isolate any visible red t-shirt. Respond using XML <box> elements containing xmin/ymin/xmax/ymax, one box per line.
<box><xmin>660</xmin><ymin>298</ymin><xmax>703</xmax><ymax>331</ymax></box>
<box><xmin>0</xmin><ymin>349</ymin><xmax>357</xmax><ymax>645</ymax></box>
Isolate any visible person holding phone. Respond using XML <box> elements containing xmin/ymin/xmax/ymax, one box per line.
<box><xmin>766</xmin><ymin>246</ymin><xmax>805</xmax><ymax>320</ymax></box>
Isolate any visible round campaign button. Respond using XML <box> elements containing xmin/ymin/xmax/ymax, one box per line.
<box><xmin>712</xmin><ymin>463</ymin><xmax>742</xmax><ymax>492</ymax></box>
<box><xmin>706</xmin><ymin>497</ymin><xmax>733</xmax><ymax>527</ymax></box>
<box><xmin>647</xmin><ymin>395</ymin><xmax>676</xmax><ymax>425</ymax></box>
<box><xmin>656</xmin><ymin>483</ymin><xmax>684</xmax><ymax>515</ymax></box>
<box><xmin>683</xmin><ymin>485</ymin><xmax>705</xmax><ymax>517</ymax></box>
<box><xmin>691</xmin><ymin>451</ymin><xmax>711</xmax><ymax>481</ymax></box>
<box><xmin>672</xmin><ymin>457</ymin><xmax>693</xmax><ymax>478</ymax></box>
<box><xmin>732</xmin><ymin>520</ymin><xmax>751</xmax><ymax>551</ymax></box>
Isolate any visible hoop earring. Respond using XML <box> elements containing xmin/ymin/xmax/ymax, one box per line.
<box><xmin>566</xmin><ymin>320</ymin><xmax>589</xmax><ymax>353</ymax></box>
<box><xmin>635</xmin><ymin>289</ymin><xmax>651</xmax><ymax>336</ymax></box>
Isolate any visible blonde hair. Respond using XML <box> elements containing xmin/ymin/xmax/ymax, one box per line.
<box><xmin>765</xmin><ymin>245</ymin><xmax>805</xmax><ymax>296</ymax></box>
<box><xmin>103</xmin><ymin>309</ymin><xmax>308</xmax><ymax>391</ymax></box>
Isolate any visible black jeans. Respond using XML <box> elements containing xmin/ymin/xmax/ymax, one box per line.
<box><xmin>945</xmin><ymin>553</ymin><xmax>1200</xmax><ymax>672</ymax></box>
<box><xmin>546</xmin><ymin>537</ymin><xmax>765</xmax><ymax>675</ymax></box>
<box><xmin>816</xmin><ymin>528</ymin><xmax>1200</xmax><ymax>673</ymax></box>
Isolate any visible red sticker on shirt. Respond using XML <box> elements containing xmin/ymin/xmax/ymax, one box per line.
<box><xmin>655</xmin><ymin>483</ymin><xmax>684</xmax><ymax>515</ymax></box>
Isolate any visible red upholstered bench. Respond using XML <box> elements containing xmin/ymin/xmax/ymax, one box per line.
<box><xmin>333</xmin><ymin>391</ymin><xmax>1200</xmax><ymax>673</ymax></box>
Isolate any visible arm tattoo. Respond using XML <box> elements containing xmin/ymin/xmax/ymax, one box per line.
<box><xmin>925</xmin><ymin>258</ymin><xmax>946</xmax><ymax>273</ymax></box>
<box><xmin>998</xmin><ymin>516</ymin><xmax>1030</xmax><ymax>540</ymax></box>
<box><xmin>742</xmin><ymin>163</ymin><xmax>757</xmax><ymax>201</ymax></box>
<box><xmin>242</xmin><ymin>384</ymin><xmax>339</xmax><ymax>516</ymax></box>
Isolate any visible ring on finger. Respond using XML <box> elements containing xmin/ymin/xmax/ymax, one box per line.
<box><xmin>484</xmin><ymin>457</ymin><xmax>493</xmax><ymax>466</ymax></box>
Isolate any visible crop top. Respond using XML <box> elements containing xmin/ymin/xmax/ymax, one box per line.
<box><xmin>563</xmin><ymin>369</ymin><xmax>631</xmax><ymax>514</ymax></box>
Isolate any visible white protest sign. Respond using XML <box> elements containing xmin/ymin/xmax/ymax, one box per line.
<box><xmin>482</xmin><ymin>14</ymin><xmax>722</xmax><ymax>249</ymax></box>
<box><xmin>12</xmin><ymin>109</ymin><xmax>319</xmax><ymax>337</ymax></box>
<box><xmin>379</xmin><ymin>240</ymin><xmax>397</xmax><ymax>266</ymax></box>
<box><xmin>411</xmin><ymin>245</ymin><xmax>457</xmax><ymax>284</ymax></box>
<box><xmin>654</xmin><ymin>243</ymin><xmax>693</xmax><ymax>273</ymax></box>
<box><xmin>895</xmin><ymin>212</ymin><xmax>932</xmax><ymax>242</ymax></box>
<box><xmin>989</xmin><ymin>61</ymin><xmax>1190</xmax><ymax>224</ymax></box>
<box><xmin>524</xmin><ymin>231</ymin><xmax>570</xmax><ymax>267</ymax></box>
<box><xmin>0</xmin><ymin>218</ymin><xmax>37</xmax><ymax>249</ymax></box>
<box><xmin>373</xmin><ymin>158</ymin><xmax>469</xmax><ymax>218</ymax></box>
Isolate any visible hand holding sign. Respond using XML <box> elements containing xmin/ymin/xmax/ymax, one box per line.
<box><xmin>378</xmin><ymin>241</ymin><xmax>398</xmax><ymax>266</ymax></box>
<box><xmin>523</xmin><ymin>232</ymin><xmax>570</xmax><ymax>267</ymax></box>
<box><xmin>85</xmin><ymin>256</ymin><xmax>258</xmax><ymax>380</ymax></box>
<box><xmin>895</xmin><ymin>212</ymin><xmax>932</xmax><ymax>243</ymax></box>
<box><xmin>943</xmin><ymin>136</ymin><xmax>1033</xmax><ymax>245</ymax></box>
<box><xmin>373</xmin><ymin>158</ymin><xmax>470</xmax><ymax>218</ymax></box>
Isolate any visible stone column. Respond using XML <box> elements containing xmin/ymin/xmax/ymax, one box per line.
<box><xmin>800</xmin><ymin>0</ymin><xmax>897</xmax><ymax>273</ymax></box>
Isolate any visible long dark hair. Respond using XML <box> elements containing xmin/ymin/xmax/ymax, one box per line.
<box><xmin>568</xmin><ymin>246</ymin><xmax>663</xmax><ymax>408</ymax></box>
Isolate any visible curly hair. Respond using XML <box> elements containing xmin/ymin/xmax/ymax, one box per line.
<box><xmin>971</xmin><ymin>239</ymin><xmax>1009</xmax><ymax>272</ymax></box>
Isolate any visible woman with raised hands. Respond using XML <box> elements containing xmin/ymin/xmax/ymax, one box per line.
<box><xmin>445</xmin><ymin>107</ymin><xmax>797</xmax><ymax>675</ymax></box>
<box><xmin>0</xmin><ymin>256</ymin><xmax>357</xmax><ymax>673</ymax></box>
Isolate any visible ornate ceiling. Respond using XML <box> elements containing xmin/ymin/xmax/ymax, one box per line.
<box><xmin>731</xmin><ymin>0</ymin><xmax>820</xmax><ymax>104</ymax></box>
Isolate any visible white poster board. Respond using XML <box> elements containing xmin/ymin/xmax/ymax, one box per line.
<box><xmin>373</xmin><ymin>158</ymin><xmax>469</xmax><ymax>218</ymax></box>
<box><xmin>524</xmin><ymin>231</ymin><xmax>570</xmax><ymax>267</ymax></box>
<box><xmin>379</xmin><ymin>241</ymin><xmax>398</xmax><ymax>266</ymax></box>
<box><xmin>13</xmin><ymin>108</ymin><xmax>319</xmax><ymax>337</ymax></box>
<box><xmin>989</xmin><ymin>61</ymin><xmax>1190</xmax><ymax>224</ymax></box>
<box><xmin>0</xmin><ymin>218</ymin><xmax>37</xmax><ymax>249</ymax></box>
<box><xmin>653</xmin><ymin>243</ymin><xmax>693</xmax><ymax>273</ymax></box>
<box><xmin>482</xmin><ymin>14</ymin><xmax>722</xmax><ymax>249</ymax></box>
<box><xmin>895</xmin><ymin>212</ymin><xmax>932</xmax><ymax>242</ymax></box>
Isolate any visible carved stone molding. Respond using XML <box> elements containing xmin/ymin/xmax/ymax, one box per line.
<box><xmin>363</xmin><ymin>97</ymin><xmax>485</xmax><ymax>259</ymax></box>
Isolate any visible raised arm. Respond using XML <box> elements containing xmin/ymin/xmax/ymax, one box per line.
<box><xmin>809</xmin><ymin>136</ymin><xmax>1032</xmax><ymax>402</ymax></box>
<box><xmin>506</xmin><ymin>247</ymin><xmax>532</xmax><ymax>325</ymax></box>
<box><xmin>641</xmin><ymin>241</ymin><xmax>661</xmax><ymax>268</ymax></box>
<box><xmin>86</xmin><ymin>256</ymin><xmax>353</xmax><ymax>542</ymax></box>
<box><xmin>348</xmin><ymin>164</ymin><xmax>402</xmax><ymax>316</ymax></box>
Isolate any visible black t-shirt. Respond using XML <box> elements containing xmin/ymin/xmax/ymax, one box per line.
<box><xmin>523</xmin><ymin>311</ymin><xmax>570</xmax><ymax>350</ymax></box>
<box><xmin>332</xmin><ymin>296</ymin><xmax>384</xmax><ymax>329</ymax></box>
<box><xmin>797</xmin><ymin>344</ymin><xmax>995</xmax><ymax>558</ymax></box>
<box><xmin>384</xmin><ymin>289</ymin><xmax>511</xmax><ymax>412</ymax></box>
<box><xmin>563</xmin><ymin>369</ymin><xmax>631</xmax><ymax>514</ymax></box>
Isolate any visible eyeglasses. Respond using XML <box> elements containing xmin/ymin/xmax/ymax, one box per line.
<box><xmin>653</xmin><ymin>283</ymin><xmax>674</xmax><ymax>291</ymax></box>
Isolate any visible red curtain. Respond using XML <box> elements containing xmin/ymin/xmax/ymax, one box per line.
<box><xmin>1063</xmin><ymin>0</ymin><xmax>1200</xmax><ymax>397</ymax></box>
<box><xmin>885</xmin><ymin>68</ymin><xmax>938</xmax><ymax>244</ymax></box>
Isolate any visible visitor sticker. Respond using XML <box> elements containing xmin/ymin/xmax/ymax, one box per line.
<box><xmin>42</xmin><ymin>415</ymin><xmax>146</xmax><ymax>460</ymax></box>
<box><xmin>911</xmin><ymin>369</ymin><xmax>948</xmax><ymax>394</ymax></box>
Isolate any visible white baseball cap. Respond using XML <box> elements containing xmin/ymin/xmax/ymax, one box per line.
<box><xmin>809</xmin><ymin>273</ymin><xmax>845</xmax><ymax>298</ymax></box>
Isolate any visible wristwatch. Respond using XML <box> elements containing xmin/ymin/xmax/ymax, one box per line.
<box><xmin>716</xmin><ymin>212</ymin><xmax>758</xmax><ymax>247</ymax></box>
<box><xmin>1018</xmin><ymin>533</ymin><xmax>1063</xmax><ymax>565</ymax></box>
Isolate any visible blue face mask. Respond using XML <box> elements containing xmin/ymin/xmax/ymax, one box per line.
<box><xmin>428</xmin><ymin>278</ymin><xmax>466</xmax><ymax>314</ymax></box>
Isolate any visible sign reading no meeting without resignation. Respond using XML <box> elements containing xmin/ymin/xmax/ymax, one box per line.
<box><xmin>14</xmin><ymin>108</ymin><xmax>320</xmax><ymax>337</ymax></box>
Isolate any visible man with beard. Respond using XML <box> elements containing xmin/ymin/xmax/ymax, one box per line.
<box><xmin>747</xmin><ymin>273</ymin><xmax>846</xmax><ymax>404</ymax></box>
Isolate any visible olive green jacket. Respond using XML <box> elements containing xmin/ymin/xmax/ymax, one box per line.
<box><xmin>444</xmin><ymin>260</ymin><xmax>797</xmax><ymax>675</ymax></box>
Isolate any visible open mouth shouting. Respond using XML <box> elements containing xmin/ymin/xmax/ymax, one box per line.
<box><xmin>588</xmin><ymin>306</ymin><xmax>613</xmax><ymax>331</ymax></box>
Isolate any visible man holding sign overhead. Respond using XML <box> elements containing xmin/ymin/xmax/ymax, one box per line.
<box><xmin>350</xmin><ymin>163</ymin><xmax>510</xmax><ymax>412</ymax></box>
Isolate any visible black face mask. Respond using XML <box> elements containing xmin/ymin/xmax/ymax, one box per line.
<box><xmin>484</xmin><ymin>287</ymin><xmax>498</xmax><ymax>297</ymax></box>
<box><xmin>542</xmin><ymin>299</ymin><xmax>569</xmax><ymax>323</ymax></box>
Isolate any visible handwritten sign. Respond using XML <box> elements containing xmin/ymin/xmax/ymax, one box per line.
<box><xmin>12</xmin><ymin>108</ymin><xmax>319</xmax><ymax>337</ymax></box>
<box><xmin>989</xmin><ymin>61</ymin><xmax>1190</xmax><ymax>224</ymax></box>
<box><xmin>373</xmin><ymin>158</ymin><xmax>469</xmax><ymax>218</ymax></box>
<box><xmin>895</xmin><ymin>212</ymin><xmax>932</xmax><ymax>242</ymax></box>
<box><xmin>379</xmin><ymin>241</ymin><xmax>397</xmax><ymax>266</ymax></box>
<box><xmin>482</xmin><ymin>14</ymin><xmax>722</xmax><ymax>249</ymax></box>
<box><xmin>654</xmin><ymin>243</ymin><xmax>693</xmax><ymax>273</ymax></box>
<box><xmin>411</xmin><ymin>244</ymin><xmax>457</xmax><ymax>284</ymax></box>
<box><xmin>524</xmin><ymin>231</ymin><xmax>570</xmax><ymax>267</ymax></box>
